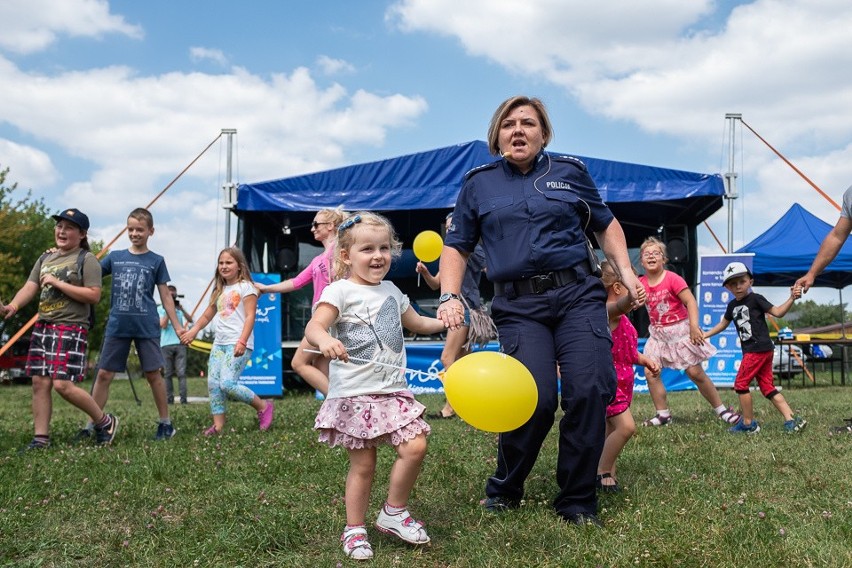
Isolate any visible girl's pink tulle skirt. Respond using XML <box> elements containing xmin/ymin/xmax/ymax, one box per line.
<box><xmin>643</xmin><ymin>319</ymin><xmax>716</xmax><ymax>370</ymax></box>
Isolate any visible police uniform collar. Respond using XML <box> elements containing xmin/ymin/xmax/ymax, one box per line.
<box><xmin>501</xmin><ymin>150</ymin><xmax>547</xmax><ymax>177</ymax></box>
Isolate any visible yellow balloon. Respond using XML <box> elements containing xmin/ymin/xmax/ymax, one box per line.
<box><xmin>442</xmin><ymin>351</ymin><xmax>538</xmax><ymax>433</ymax></box>
<box><xmin>413</xmin><ymin>230</ymin><xmax>443</xmax><ymax>262</ymax></box>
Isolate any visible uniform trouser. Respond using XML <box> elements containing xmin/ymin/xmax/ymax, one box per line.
<box><xmin>162</xmin><ymin>343</ymin><xmax>187</xmax><ymax>403</ymax></box>
<box><xmin>486</xmin><ymin>276</ymin><xmax>615</xmax><ymax>518</ymax></box>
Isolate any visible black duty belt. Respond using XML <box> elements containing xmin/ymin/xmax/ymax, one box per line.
<box><xmin>495</xmin><ymin>260</ymin><xmax>592</xmax><ymax>297</ymax></box>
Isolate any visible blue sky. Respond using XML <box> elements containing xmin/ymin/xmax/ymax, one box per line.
<box><xmin>2</xmin><ymin>0</ymin><xmax>852</xmax><ymax>310</ymax></box>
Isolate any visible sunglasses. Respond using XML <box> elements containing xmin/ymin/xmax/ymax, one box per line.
<box><xmin>311</xmin><ymin>221</ymin><xmax>332</xmax><ymax>229</ymax></box>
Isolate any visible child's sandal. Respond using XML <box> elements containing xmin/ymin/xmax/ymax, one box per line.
<box><xmin>342</xmin><ymin>526</ymin><xmax>373</xmax><ymax>560</ymax></box>
<box><xmin>596</xmin><ymin>472</ymin><xmax>621</xmax><ymax>493</ymax></box>
<box><xmin>719</xmin><ymin>407</ymin><xmax>741</xmax><ymax>424</ymax></box>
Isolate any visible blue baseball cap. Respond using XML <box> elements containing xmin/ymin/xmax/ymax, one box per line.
<box><xmin>52</xmin><ymin>208</ymin><xmax>90</xmax><ymax>231</ymax></box>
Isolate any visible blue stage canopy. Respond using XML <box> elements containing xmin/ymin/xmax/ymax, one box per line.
<box><xmin>236</xmin><ymin>140</ymin><xmax>724</xmax><ymax>245</ymax></box>
<box><xmin>737</xmin><ymin>203</ymin><xmax>852</xmax><ymax>289</ymax></box>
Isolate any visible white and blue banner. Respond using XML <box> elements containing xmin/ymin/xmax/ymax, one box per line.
<box><xmin>404</xmin><ymin>342</ymin><xmax>500</xmax><ymax>393</ymax></box>
<box><xmin>698</xmin><ymin>253</ymin><xmax>754</xmax><ymax>387</ymax></box>
<box><xmin>242</xmin><ymin>273</ymin><xmax>284</xmax><ymax>396</ymax></box>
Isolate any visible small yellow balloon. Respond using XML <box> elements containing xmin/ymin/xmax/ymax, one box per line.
<box><xmin>412</xmin><ymin>230</ymin><xmax>443</xmax><ymax>263</ymax></box>
<box><xmin>442</xmin><ymin>351</ymin><xmax>538</xmax><ymax>433</ymax></box>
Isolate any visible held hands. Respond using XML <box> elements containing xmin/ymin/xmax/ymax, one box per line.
<box><xmin>791</xmin><ymin>285</ymin><xmax>803</xmax><ymax>300</ymax></box>
<box><xmin>633</xmin><ymin>284</ymin><xmax>647</xmax><ymax>308</ymax></box>
<box><xmin>179</xmin><ymin>328</ymin><xmax>197</xmax><ymax>345</ymax></box>
<box><xmin>793</xmin><ymin>275</ymin><xmax>813</xmax><ymax>295</ymax></box>
<box><xmin>689</xmin><ymin>324</ymin><xmax>706</xmax><ymax>346</ymax></box>
<box><xmin>436</xmin><ymin>298</ymin><xmax>464</xmax><ymax>330</ymax></box>
<box><xmin>644</xmin><ymin>358</ymin><xmax>661</xmax><ymax>375</ymax></box>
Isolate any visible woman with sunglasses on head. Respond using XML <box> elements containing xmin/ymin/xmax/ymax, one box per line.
<box><xmin>257</xmin><ymin>208</ymin><xmax>347</xmax><ymax>396</ymax></box>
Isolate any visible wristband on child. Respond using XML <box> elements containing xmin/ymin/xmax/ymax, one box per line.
<box><xmin>236</xmin><ymin>339</ymin><xmax>247</xmax><ymax>347</ymax></box>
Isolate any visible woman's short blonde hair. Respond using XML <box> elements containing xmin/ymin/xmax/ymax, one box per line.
<box><xmin>486</xmin><ymin>96</ymin><xmax>553</xmax><ymax>156</ymax></box>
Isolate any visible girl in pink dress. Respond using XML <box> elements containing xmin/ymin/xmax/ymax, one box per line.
<box><xmin>639</xmin><ymin>237</ymin><xmax>740</xmax><ymax>426</ymax></box>
<box><xmin>596</xmin><ymin>261</ymin><xmax>659</xmax><ymax>492</ymax></box>
<box><xmin>257</xmin><ymin>208</ymin><xmax>347</xmax><ymax>396</ymax></box>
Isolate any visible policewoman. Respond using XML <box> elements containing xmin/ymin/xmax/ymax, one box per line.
<box><xmin>437</xmin><ymin>95</ymin><xmax>642</xmax><ymax>525</ymax></box>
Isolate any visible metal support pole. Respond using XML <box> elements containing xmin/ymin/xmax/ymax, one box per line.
<box><xmin>221</xmin><ymin>128</ymin><xmax>237</xmax><ymax>246</ymax></box>
<box><xmin>724</xmin><ymin>114</ymin><xmax>741</xmax><ymax>253</ymax></box>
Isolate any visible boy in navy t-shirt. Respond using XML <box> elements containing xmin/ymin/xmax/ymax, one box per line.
<box><xmin>81</xmin><ymin>208</ymin><xmax>185</xmax><ymax>442</ymax></box>
<box><xmin>704</xmin><ymin>262</ymin><xmax>806</xmax><ymax>434</ymax></box>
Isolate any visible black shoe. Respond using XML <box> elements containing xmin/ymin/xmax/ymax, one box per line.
<box><xmin>72</xmin><ymin>427</ymin><xmax>93</xmax><ymax>444</ymax></box>
<box><xmin>561</xmin><ymin>513</ymin><xmax>602</xmax><ymax>527</ymax></box>
<box><xmin>155</xmin><ymin>422</ymin><xmax>176</xmax><ymax>441</ymax></box>
<box><xmin>95</xmin><ymin>414</ymin><xmax>119</xmax><ymax>445</ymax></box>
<box><xmin>480</xmin><ymin>496</ymin><xmax>521</xmax><ymax>513</ymax></box>
<box><xmin>18</xmin><ymin>439</ymin><xmax>50</xmax><ymax>454</ymax></box>
<box><xmin>829</xmin><ymin>418</ymin><xmax>852</xmax><ymax>435</ymax></box>
<box><xmin>167</xmin><ymin>398</ymin><xmax>174</xmax><ymax>405</ymax></box>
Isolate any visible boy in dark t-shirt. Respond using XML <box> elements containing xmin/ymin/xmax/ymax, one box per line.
<box><xmin>79</xmin><ymin>208</ymin><xmax>185</xmax><ymax>442</ymax></box>
<box><xmin>704</xmin><ymin>262</ymin><xmax>806</xmax><ymax>434</ymax></box>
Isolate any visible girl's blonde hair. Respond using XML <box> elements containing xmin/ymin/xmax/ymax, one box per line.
<box><xmin>209</xmin><ymin>247</ymin><xmax>254</xmax><ymax>306</ymax></box>
<box><xmin>333</xmin><ymin>211</ymin><xmax>402</xmax><ymax>280</ymax></box>
<box><xmin>639</xmin><ymin>236</ymin><xmax>668</xmax><ymax>261</ymax></box>
<box><xmin>316</xmin><ymin>207</ymin><xmax>347</xmax><ymax>228</ymax></box>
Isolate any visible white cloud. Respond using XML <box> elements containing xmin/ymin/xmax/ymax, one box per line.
<box><xmin>316</xmin><ymin>55</ymin><xmax>356</xmax><ymax>76</ymax></box>
<box><xmin>0</xmin><ymin>43</ymin><xmax>426</xmax><ymax>309</ymax></box>
<box><xmin>190</xmin><ymin>47</ymin><xmax>229</xmax><ymax>67</ymax></box>
<box><xmin>0</xmin><ymin>139</ymin><xmax>59</xmax><ymax>190</ymax></box>
<box><xmin>0</xmin><ymin>0</ymin><xmax>142</xmax><ymax>55</ymax></box>
<box><xmin>387</xmin><ymin>0</ymin><xmax>852</xmax><ymax>152</ymax></box>
<box><xmin>389</xmin><ymin>0</ymin><xmax>852</xmax><ymax>254</ymax></box>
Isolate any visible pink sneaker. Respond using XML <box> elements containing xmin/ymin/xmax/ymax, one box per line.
<box><xmin>203</xmin><ymin>425</ymin><xmax>219</xmax><ymax>437</ymax></box>
<box><xmin>258</xmin><ymin>400</ymin><xmax>274</xmax><ymax>431</ymax></box>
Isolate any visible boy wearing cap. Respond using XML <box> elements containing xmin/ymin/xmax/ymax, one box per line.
<box><xmin>1</xmin><ymin>208</ymin><xmax>118</xmax><ymax>450</ymax></box>
<box><xmin>704</xmin><ymin>262</ymin><xmax>806</xmax><ymax>433</ymax></box>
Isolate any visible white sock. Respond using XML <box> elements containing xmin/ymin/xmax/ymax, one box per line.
<box><xmin>657</xmin><ymin>409</ymin><xmax>671</xmax><ymax>418</ymax></box>
<box><xmin>714</xmin><ymin>405</ymin><xmax>727</xmax><ymax>415</ymax></box>
<box><xmin>384</xmin><ymin>503</ymin><xmax>406</xmax><ymax>515</ymax></box>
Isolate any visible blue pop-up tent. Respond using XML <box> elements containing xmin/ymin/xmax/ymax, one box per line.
<box><xmin>736</xmin><ymin>203</ymin><xmax>852</xmax><ymax>288</ymax></box>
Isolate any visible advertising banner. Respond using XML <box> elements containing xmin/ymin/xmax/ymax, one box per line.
<box><xmin>242</xmin><ymin>273</ymin><xmax>284</xmax><ymax>396</ymax></box>
<box><xmin>698</xmin><ymin>254</ymin><xmax>754</xmax><ymax>387</ymax></box>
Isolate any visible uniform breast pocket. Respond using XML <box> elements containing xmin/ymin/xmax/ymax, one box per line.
<box><xmin>478</xmin><ymin>195</ymin><xmax>515</xmax><ymax>240</ymax></box>
<box><xmin>542</xmin><ymin>190</ymin><xmax>582</xmax><ymax>225</ymax></box>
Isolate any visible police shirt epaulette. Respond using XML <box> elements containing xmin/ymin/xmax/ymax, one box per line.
<box><xmin>463</xmin><ymin>160</ymin><xmax>500</xmax><ymax>181</ymax></box>
<box><xmin>551</xmin><ymin>154</ymin><xmax>588</xmax><ymax>171</ymax></box>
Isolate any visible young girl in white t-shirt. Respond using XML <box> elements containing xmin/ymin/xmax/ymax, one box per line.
<box><xmin>305</xmin><ymin>212</ymin><xmax>446</xmax><ymax>562</ymax></box>
<box><xmin>181</xmin><ymin>247</ymin><xmax>274</xmax><ymax>435</ymax></box>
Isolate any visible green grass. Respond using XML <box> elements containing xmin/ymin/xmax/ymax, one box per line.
<box><xmin>1</xmin><ymin>378</ymin><xmax>850</xmax><ymax>567</ymax></box>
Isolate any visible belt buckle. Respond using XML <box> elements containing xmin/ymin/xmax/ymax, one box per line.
<box><xmin>531</xmin><ymin>272</ymin><xmax>555</xmax><ymax>294</ymax></box>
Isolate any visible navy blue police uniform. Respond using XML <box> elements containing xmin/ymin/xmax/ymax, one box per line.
<box><xmin>445</xmin><ymin>150</ymin><xmax>617</xmax><ymax>520</ymax></box>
